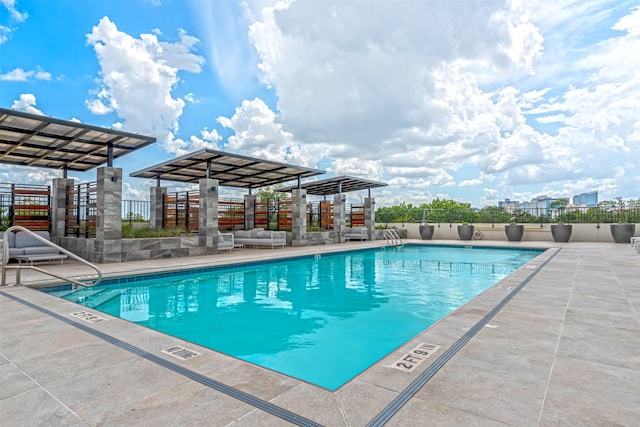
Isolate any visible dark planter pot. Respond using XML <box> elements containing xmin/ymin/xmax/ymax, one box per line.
<box><xmin>610</xmin><ymin>224</ymin><xmax>636</xmax><ymax>243</ymax></box>
<box><xmin>419</xmin><ymin>224</ymin><xmax>435</xmax><ymax>240</ymax></box>
<box><xmin>505</xmin><ymin>224</ymin><xmax>524</xmax><ymax>241</ymax></box>
<box><xmin>551</xmin><ymin>224</ymin><xmax>572</xmax><ymax>242</ymax></box>
<box><xmin>457</xmin><ymin>225</ymin><xmax>474</xmax><ymax>241</ymax></box>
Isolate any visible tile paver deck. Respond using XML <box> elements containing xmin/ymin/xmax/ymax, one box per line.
<box><xmin>1</xmin><ymin>240</ymin><xmax>639</xmax><ymax>426</ymax></box>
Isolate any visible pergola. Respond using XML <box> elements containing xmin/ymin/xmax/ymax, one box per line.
<box><xmin>129</xmin><ymin>148</ymin><xmax>323</xmax><ymax>189</ymax></box>
<box><xmin>278</xmin><ymin>175</ymin><xmax>388</xmax><ymax>197</ymax></box>
<box><xmin>0</xmin><ymin>107</ymin><xmax>156</xmax><ymax>176</ymax></box>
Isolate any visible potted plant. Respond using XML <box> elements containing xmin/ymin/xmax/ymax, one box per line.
<box><xmin>457</xmin><ymin>223</ymin><xmax>474</xmax><ymax>240</ymax></box>
<box><xmin>419</xmin><ymin>209</ymin><xmax>434</xmax><ymax>240</ymax></box>
<box><xmin>610</xmin><ymin>223</ymin><xmax>636</xmax><ymax>243</ymax></box>
<box><xmin>504</xmin><ymin>216</ymin><xmax>524</xmax><ymax>241</ymax></box>
<box><xmin>608</xmin><ymin>198</ymin><xmax>636</xmax><ymax>243</ymax></box>
<box><xmin>550</xmin><ymin>200</ymin><xmax>572</xmax><ymax>242</ymax></box>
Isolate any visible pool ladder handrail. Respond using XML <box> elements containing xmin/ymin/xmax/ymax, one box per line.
<box><xmin>1</xmin><ymin>226</ymin><xmax>103</xmax><ymax>288</ymax></box>
<box><xmin>383</xmin><ymin>228</ymin><xmax>403</xmax><ymax>246</ymax></box>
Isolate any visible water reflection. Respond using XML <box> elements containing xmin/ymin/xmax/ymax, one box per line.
<box><xmin>105</xmin><ymin>252</ymin><xmax>388</xmax><ymax>356</ymax></box>
<box><xmin>77</xmin><ymin>247</ymin><xmax>536</xmax><ymax>360</ymax></box>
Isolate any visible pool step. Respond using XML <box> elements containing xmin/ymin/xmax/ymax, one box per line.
<box><xmin>48</xmin><ymin>289</ymin><xmax>76</xmax><ymax>298</ymax></box>
<box><xmin>65</xmin><ymin>288</ymin><xmax>107</xmax><ymax>303</ymax></box>
<box><xmin>84</xmin><ymin>289</ymin><xmax>125</xmax><ymax>308</ymax></box>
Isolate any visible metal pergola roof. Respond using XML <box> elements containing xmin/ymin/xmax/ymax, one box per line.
<box><xmin>278</xmin><ymin>175</ymin><xmax>388</xmax><ymax>196</ymax></box>
<box><xmin>129</xmin><ymin>148</ymin><xmax>324</xmax><ymax>189</ymax></box>
<box><xmin>0</xmin><ymin>108</ymin><xmax>156</xmax><ymax>172</ymax></box>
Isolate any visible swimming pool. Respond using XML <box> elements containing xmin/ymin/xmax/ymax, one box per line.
<box><xmin>49</xmin><ymin>245</ymin><xmax>541</xmax><ymax>390</ymax></box>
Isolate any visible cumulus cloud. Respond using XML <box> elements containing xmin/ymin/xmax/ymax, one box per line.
<box><xmin>11</xmin><ymin>93</ymin><xmax>43</xmax><ymax>115</ymax></box>
<box><xmin>232</xmin><ymin>0</ymin><xmax>639</xmax><ymax>204</ymax></box>
<box><xmin>0</xmin><ymin>67</ymin><xmax>51</xmax><ymax>81</ymax></box>
<box><xmin>240</xmin><ymin>1</ymin><xmax>549</xmax><ymax>199</ymax></box>
<box><xmin>85</xmin><ymin>16</ymin><xmax>205</xmax><ymax>154</ymax></box>
<box><xmin>164</xmin><ymin>128</ymin><xmax>223</xmax><ymax>157</ymax></box>
<box><xmin>217</xmin><ymin>98</ymin><xmax>326</xmax><ymax>167</ymax></box>
<box><xmin>0</xmin><ymin>165</ymin><xmax>59</xmax><ymax>186</ymax></box>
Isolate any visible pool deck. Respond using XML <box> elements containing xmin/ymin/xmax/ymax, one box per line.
<box><xmin>1</xmin><ymin>240</ymin><xmax>639</xmax><ymax>426</ymax></box>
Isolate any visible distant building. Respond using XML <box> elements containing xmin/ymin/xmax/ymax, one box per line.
<box><xmin>573</xmin><ymin>191</ymin><xmax>598</xmax><ymax>207</ymax></box>
<box><xmin>498</xmin><ymin>198</ymin><xmax>521</xmax><ymax>213</ymax></box>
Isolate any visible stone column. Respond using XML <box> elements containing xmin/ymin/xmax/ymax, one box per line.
<box><xmin>364</xmin><ymin>197</ymin><xmax>376</xmax><ymax>241</ymax></box>
<box><xmin>149</xmin><ymin>186</ymin><xmax>166</xmax><ymax>230</ymax></box>
<box><xmin>51</xmin><ymin>177</ymin><xmax>74</xmax><ymax>240</ymax></box>
<box><xmin>96</xmin><ymin>166</ymin><xmax>122</xmax><ymax>262</ymax></box>
<box><xmin>333</xmin><ymin>193</ymin><xmax>346</xmax><ymax>243</ymax></box>
<box><xmin>291</xmin><ymin>189</ymin><xmax>307</xmax><ymax>247</ymax></box>
<box><xmin>244</xmin><ymin>194</ymin><xmax>256</xmax><ymax>230</ymax></box>
<box><xmin>199</xmin><ymin>178</ymin><xmax>219</xmax><ymax>254</ymax></box>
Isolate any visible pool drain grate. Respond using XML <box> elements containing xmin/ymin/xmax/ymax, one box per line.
<box><xmin>162</xmin><ymin>345</ymin><xmax>201</xmax><ymax>360</ymax></box>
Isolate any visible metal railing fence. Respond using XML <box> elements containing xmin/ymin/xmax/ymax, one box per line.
<box><xmin>122</xmin><ymin>200</ymin><xmax>150</xmax><ymax>225</ymax></box>
<box><xmin>413</xmin><ymin>207</ymin><xmax>640</xmax><ymax>225</ymax></box>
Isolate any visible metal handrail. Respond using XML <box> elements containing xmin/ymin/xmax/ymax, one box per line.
<box><xmin>383</xmin><ymin>229</ymin><xmax>403</xmax><ymax>246</ymax></box>
<box><xmin>1</xmin><ymin>226</ymin><xmax>102</xmax><ymax>288</ymax></box>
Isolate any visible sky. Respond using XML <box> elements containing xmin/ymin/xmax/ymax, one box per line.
<box><xmin>1</xmin><ymin>0</ymin><xmax>639</xmax><ymax>208</ymax></box>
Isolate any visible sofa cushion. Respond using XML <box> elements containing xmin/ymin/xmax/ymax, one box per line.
<box><xmin>22</xmin><ymin>246</ymin><xmax>60</xmax><ymax>255</ymax></box>
<box><xmin>5</xmin><ymin>231</ymin><xmax>16</xmax><ymax>248</ymax></box>
<box><xmin>9</xmin><ymin>247</ymin><xmax>24</xmax><ymax>257</ymax></box>
<box><xmin>250</xmin><ymin>228</ymin><xmax>265</xmax><ymax>238</ymax></box>
<box><xmin>235</xmin><ymin>230</ymin><xmax>251</xmax><ymax>239</ymax></box>
<box><xmin>256</xmin><ymin>230</ymin><xmax>271</xmax><ymax>239</ymax></box>
<box><xmin>15</xmin><ymin>231</ymin><xmax>51</xmax><ymax>248</ymax></box>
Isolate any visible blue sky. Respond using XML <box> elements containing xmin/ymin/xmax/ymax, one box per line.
<box><xmin>1</xmin><ymin>0</ymin><xmax>639</xmax><ymax>207</ymax></box>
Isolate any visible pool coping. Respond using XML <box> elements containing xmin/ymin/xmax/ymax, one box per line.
<box><xmin>2</xmin><ymin>240</ymin><xmax>638</xmax><ymax>426</ymax></box>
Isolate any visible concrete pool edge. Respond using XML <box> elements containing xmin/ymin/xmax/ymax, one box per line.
<box><xmin>0</xmin><ymin>241</ymin><xmax>562</xmax><ymax>425</ymax></box>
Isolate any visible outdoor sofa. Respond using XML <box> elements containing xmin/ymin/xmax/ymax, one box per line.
<box><xmin>233</xmin><ymin>228</ymin><xmax>286</xmax><ymax>248</ymax></box>
<box><xmin>3</xmin><ymin>230</ymin><xmax>66</xmax><ymax>263</ymax></box>
<box><xmin>344</xmin><ymin>226</ymin><xmax>369</xmax><ymax>241</ymax></box>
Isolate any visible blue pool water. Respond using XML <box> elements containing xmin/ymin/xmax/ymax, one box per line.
<box><xmin>52</xmin><ymin>245</ymin><xmax>541</xmax><ymax>390</ymax></box>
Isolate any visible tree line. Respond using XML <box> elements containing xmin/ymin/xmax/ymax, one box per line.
<box><xmin>375</xmin><ymin>198</ymin><xmax>640</xmax><ymax>224</ymax></box>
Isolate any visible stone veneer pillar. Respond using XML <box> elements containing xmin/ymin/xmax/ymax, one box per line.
<box><xmin>199</xmin><ymin>178</ymin><xmax>219</xmax><ymax>254</ymax></box>
<box><xmin>291</xmin><ymin>189</ymin><xmax>307</xmax><ymax>247</ymax></box>
<box><xmin>364</xmin><ymin>197</ymin><xmax>376</xmax><ymax>241</ymax></box>
<box><xmin>333</xmin><ymin>193</ymin><xmax>346</xmax><ymax>243</ymax></box>
<box><xmin>244</xmin><ymin>194</ymin><xmax>256</xmax><ymax>230</ymax></box>
<box><xmin>149</xmin><ymin>186</ymin><xmax>166</xmax><ymax>230</ymax></box>
<box><xmin>96</xmin><ymin>166</ymin><xmax>123</xmax><ymax>262</ymax></box>
<box><xmin>51</xmin><ymin>177</ymin><xmax>74</xmax><ymax>240</ymax></box>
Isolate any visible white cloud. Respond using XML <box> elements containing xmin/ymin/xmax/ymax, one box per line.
<box><xmin>242</xmin><ymin>1</ymin><xmax>545</xmax><ymax>182</ymax></box>
<box><xmin>0</xmin><ymin>165</ymin><xmax>60</xmax><ymax>186</ymax></box>
<box><xmin>163</xmin><ymin>128</ymin><xmax>223</xmax><ymax>157</ymax></box>
<box><xmin>459</xmin><ymin>172</ymin><xmax>496</xmax><ymax>187</ymax></box>
<box><xmin>0</xmin><ymin>0</ymin><xmax>27</xmax><ymax>44</ymax></box>
<box><xmin>217</xmin><ymin>98</ymin><xmax>326</xmax><ymax>167</ymax></box>
<box><xmin>1</xmin><ymin>0</ymin><xmax>28</xmax><ymax>22</ymax></box>
<box><xmin>85</xmin><ymin>16</ymin><xmax>205</xmax><ymax>153</ymax></box>
<box><xmin>11</xmin><ymin>93</ymin><xmax>43</xmax><ymax>115</ymax></box>
<box><xmin>231</xmin><ymin>0</ymin><xmax>639</xmax><ymax>205</ymax></box>
<box><xmin>0</xmin><ymin>67</ymin><xmax>51</xmax><ymax>81</ymax></box>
